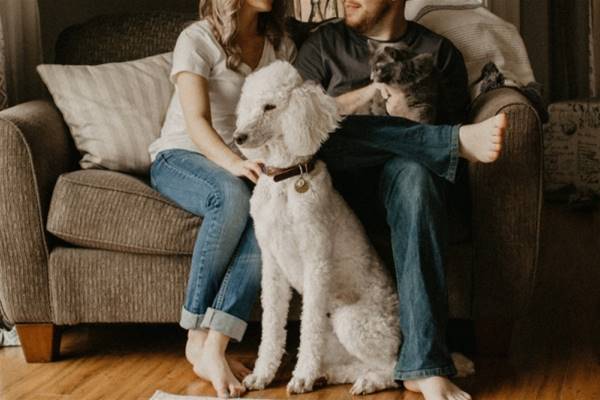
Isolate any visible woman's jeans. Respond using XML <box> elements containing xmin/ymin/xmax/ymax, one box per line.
<box><xmin>150</xmin><ymin>149</ymin><xmax>261</xmax><ymax>342</ymax></box>
<box><xmin>320</xmin><ymin>115</ymin><xmax>462</xmax><ymax>380</ymax></box>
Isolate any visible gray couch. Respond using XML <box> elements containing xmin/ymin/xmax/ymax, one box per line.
<box><xmin>0</xmin><ymin>12</ymin><xmax>543</xmax><ymax>362</ymax></box>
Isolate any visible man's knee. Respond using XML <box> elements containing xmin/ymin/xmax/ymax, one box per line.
<box><xmin>379</xmin><ymin>158</ymin><xmax>444</xmax><ymax>212</ymax></box>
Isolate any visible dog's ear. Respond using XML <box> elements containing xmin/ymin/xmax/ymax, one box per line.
<box><xmin>280</xmin><ymin>81</ymin><xmax>341</xmax><ymax>157</ymax></box>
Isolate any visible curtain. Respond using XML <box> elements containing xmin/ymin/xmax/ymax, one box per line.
<box><xmin>0</xmin><ymin>0</ymin><xmax>43</xmax><ymax>108</ymax></box>
<box><xmin>590</xmin><ymin>0</ymin><xmax>600</xmax><ymax>97</ymax></box>
<box><xmin>0</xmin><ymin>17</ymin><xmax>6</xmax><ymax>109</ymax></box>
<box><xmin>550</xmin><ymin>0</ymin><xmax>590</xmax><ymax>101</ymax></box>
<box><xmin>294</xmin><ymin>0</ymin><xmax>343</xmax><ymax>21</ymax></box>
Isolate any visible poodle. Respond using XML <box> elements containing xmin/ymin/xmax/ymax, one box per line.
<box><xmin>233</xmin><ymin>60</ymin><xmax>475</xmax><ymax>395</ymax></box>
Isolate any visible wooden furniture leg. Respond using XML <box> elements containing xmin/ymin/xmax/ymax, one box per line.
<box><xmin>15</xmin><ymin>323</ymin><xmax>62</xmax><ymax>362</ymax></box>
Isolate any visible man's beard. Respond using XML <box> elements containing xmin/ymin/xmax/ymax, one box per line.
<box><xmin>344</xmin><ymin>2</ymin><xmax>392</xmax><ymax>34</ymax></box>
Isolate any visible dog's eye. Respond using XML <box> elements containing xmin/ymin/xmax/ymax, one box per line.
<box><xmin>263</xmin><ymin>104</ymin><xmax>276</xmax><ymax>112</ymax></box>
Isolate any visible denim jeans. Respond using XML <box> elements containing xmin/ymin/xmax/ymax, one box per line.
<box><xmin>319</xmin><ymin>115</ymin><xmax>460</xmax><ymax>380</ymax></box>
<box><xmin>149</xmin><ymin>149</ymin><xmax>261</xmax><ymax>342</ymax></box>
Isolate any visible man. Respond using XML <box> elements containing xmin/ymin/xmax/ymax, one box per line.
<box><xmin>294</xmin><ymin>1</ymin><xmax>507</xmax><ymax>399</ymax></box>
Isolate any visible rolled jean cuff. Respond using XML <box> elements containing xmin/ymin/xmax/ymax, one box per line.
<box><xmin>444</xmin><ymin>124</ymin><xmax>461</xmax><ymax>183</ymax></box>
<box><xmin>179</xmin><ymin>306</ymin><xmax>206</xmax><ymax>331</ymax></box>
<box><xmin>395</xmin><ymin>363</ymin><xmax>458</xmax><ymax>381</ymax></box>
<box><xmin>200</xmin><ymin>307</ymin><xmax>248</xmax><ymax>342</ymax></box>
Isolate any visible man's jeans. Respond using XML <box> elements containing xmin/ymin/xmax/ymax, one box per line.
<box><xmin>149</xmin><ymin>149</ymin><xmax>261</xmax><ymax>342</ymax></box>
<box><xmin>319</xmin><ymin>115</ymin><xmax>461</xmax><ymax>380</ymax></box>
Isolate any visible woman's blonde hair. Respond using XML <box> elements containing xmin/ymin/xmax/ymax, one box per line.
<box><xmin>199</xmin><ymin>0</ymin><xmax>286</xmax><ymax>71</ymax></box>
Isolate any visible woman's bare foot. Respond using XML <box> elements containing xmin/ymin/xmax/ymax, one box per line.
<box><xmin>190</xmin><ymin>331</ymin><xmax>246</xmax><ymax>398</ymax></box>
<box><xmin>185</xmin><ymin>329</ymin><xmax>207</xmax><ymax>366</ymax></box>
<box><xmin>403</xmin><ymin>376</ymin><xmax>472</xmax><ymax>400</ymax></box>
<box><xmin>459</xmin><ymin>113</ymin><xmax>508</xmax><ymax>162</ymax></box>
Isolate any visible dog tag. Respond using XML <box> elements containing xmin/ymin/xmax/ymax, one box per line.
<box><xmin>294</xmin><ymin>177</ymin><xmax>309</xmax><ymax>193</ymax></box>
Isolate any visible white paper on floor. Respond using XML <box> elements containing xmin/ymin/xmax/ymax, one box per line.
<box><xmin>150</xmin><ymin>390</ymin><xmax>274</xmax><ymax>400</ymax></box>
<box><xmin>0</xmin><ymin>327</ymin><xmax>20</xmax><ymax>347</ymax></box>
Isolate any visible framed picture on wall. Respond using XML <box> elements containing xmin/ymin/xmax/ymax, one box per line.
<box><xmin>294</xmin><ymin>0</ymin><xmax>344</xmax><ymax>22</ymax></box>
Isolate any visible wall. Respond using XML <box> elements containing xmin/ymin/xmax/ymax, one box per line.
<box><xmin>38</xmin><ymin>0</ymin><xmax>197</xmax><ymax>63</ymax></box>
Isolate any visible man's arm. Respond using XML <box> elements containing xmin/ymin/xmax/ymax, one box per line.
<box><xmin>294</xmin><ymin>30</ymin><xmax>379</xmax><ymax>115</ymax></box>
<box><xmin>435</xmin><ymin>39</ymin><xmax>470</xmax><ymax>125</ymax></box>
<box><xmin>293</xmin><ymin>31</ymin><xmax>328</xmax><ymax>87</ymax></box>
<box><xmin>335</xmin><ymin>83</ymin><xmax>381</xmax><ymax>115</ymax></box>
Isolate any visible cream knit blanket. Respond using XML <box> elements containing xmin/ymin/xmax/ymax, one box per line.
<box><xmin>405</xmin><ymin>0</ymin><xmax>536</xmax><ymax>99</ymax></box>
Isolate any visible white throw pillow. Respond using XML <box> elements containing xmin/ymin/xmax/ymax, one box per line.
<box><xmin>37</xmin><ymin>53</ymin><xmax>173</xmax><ymax>174</ymax></box>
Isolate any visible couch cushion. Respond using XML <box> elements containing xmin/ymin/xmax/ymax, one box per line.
<box><xmin>37</xmin><ymin>53</ymin><xmax>174</xmax><ymax>174</ymax></box>
<box><xmin>48</xmin><ymin>245</ymin><xmax>470</xmax><ymax>324</ymax></box>
<box><xmin>47</xmin><ymin>170</ymin><xmax>201</xmax><ymax>255</ymax></box>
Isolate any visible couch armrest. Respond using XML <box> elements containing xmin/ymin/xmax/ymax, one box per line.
<box><xmin>0</xmin><ymin>100</ymin><xmax>78</xmax><ymax>323</ymax></box>
<box><xmin>467</xmin><ymin>88</ymin><xmax>543</xmax><ymax>321</ymax></box>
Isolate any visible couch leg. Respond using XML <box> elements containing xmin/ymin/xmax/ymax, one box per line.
<box><xmin>15</xmin><ymin>323</ymin><xmax>62</xmax><ymax>362</ymax></box>
<box><xmin>474</xmin><ymin>318</ymin><xmax>513</xmax><ymax>357</ymax></box>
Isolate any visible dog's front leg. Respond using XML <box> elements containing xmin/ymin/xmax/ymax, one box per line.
<box><xmin>243</xmin><ymin>251</ymin><xmax>292</xmax><ymax>391</ymax></box>
<box><xmin>288</xmin><ymin>248</ymin><xmax>332</xmax><ymax>394</ymax></box>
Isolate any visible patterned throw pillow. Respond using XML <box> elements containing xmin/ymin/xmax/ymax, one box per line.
<box><xmin>37</xmin><ymin>53</ymin><xmax>173</xmax><ymax>174</ymax></box>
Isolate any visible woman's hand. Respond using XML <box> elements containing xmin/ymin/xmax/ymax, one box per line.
<box><xmin>225</xmin><ymin>158</ymin><xmax>263</xmax><ymax>184</ymax></box>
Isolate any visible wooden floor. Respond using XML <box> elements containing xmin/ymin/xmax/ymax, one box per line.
<box><xmin>1</xmin><ymin>204</ymin><xmax>599</xmax><ymax>399</ymax></box>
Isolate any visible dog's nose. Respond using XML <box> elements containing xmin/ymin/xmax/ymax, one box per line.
<box><xmin>234</xmin><ymin>133</ymin><xmax>248</xmax><ymax>145</ymax></box>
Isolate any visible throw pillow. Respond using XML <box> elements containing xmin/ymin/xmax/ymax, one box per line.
<box><xmin>37</xmin><ymin>53</ymin><xmax>173</xmax><ymax>174</ymax></box>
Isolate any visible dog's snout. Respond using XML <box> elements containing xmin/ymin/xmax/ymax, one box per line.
<box><xmin>234</xmin><ymin>133</ymin><xmax>248</xmax><ymax>145</ymax></box>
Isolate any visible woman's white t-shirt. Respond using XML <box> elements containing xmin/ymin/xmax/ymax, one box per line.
<box><xmin>148</xmin><ymin>20</ymin><xmax>297</xmax><ymax>162</ymax></box>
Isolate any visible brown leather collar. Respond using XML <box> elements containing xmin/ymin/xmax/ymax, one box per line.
<box><xmin>261</xmin><ymin>158</ymin><xmax>317</xmax><ymax>182</ymax></box>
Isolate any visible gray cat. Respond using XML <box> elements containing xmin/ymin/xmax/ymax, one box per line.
<box><xmin>367</xmin><ymin>41</ymin><xmax>439</xmax><ymax>123</ymax></box>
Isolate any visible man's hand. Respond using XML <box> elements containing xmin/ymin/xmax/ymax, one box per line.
<box><xmin>335</xmin><ymin>82</ymin><xmax>386</xmax><ymax>115</ymax></box>
<box><xmin>380</xmin><ymin>84</ymin><xmax>409</xmax><ymax>118</ymax></box>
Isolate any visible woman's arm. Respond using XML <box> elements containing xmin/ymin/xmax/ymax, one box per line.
<box><xmin>176</xmin><ymin>71</ymin><xmax>262</xmax><ymax>182</ymax></box>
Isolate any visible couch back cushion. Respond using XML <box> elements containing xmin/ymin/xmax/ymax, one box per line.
<box><xmin>55</xmin><ymin>12</ymin><xmax>315</xmax><ymax>65</ymax></box>
<box><xmin>55</xmin><ymin>12</ymin><xmax>196</xmax><ymax>65</ymax></box>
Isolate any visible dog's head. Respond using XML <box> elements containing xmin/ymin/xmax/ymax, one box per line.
<box><xmin>234</xmin><ymin>61</ymin><xmax>340</xmax><ymax>166</ymax></box>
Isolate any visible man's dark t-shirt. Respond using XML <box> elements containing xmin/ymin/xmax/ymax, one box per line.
<box><xmin>293</xmin><ymin>19</ymin><xmax>470</xmax><ymax>125</ymax></box>
<box><xmin>292</xmin><ymin>19</ymin><xmax>472</xmax><ymax>235</ymax></box>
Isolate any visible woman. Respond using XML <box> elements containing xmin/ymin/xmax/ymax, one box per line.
<box><xmin>148</xmin><ymin>0</ymin><xmax>296</xmax><ymax>397</ymax></box>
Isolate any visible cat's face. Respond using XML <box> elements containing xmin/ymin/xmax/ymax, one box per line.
<box><xmin>369</xmin><ymin>42</ymin><xmax>412</xmax><ymax>83</ymax></box>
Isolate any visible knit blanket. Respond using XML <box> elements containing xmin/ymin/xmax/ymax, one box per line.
<box><xmin>405</xmin><ymin>0</ymin><xmax>537</xmax><ymax>100</ymax></box>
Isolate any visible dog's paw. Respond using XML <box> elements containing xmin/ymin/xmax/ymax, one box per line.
<box><xmin>287</xmin><ymin>375</ymin><xmax>318</xmax><ymax>394</ymax></box>
<box><xmin>451</xmin><ymin>352</ymin><xmax>476</xmax><ymax>378</ymax></box>
<box><xmin>350</xmin><ymin>372</ymin><xmax>398</xmax><ymax>395</ymax></box>
<box><xmin>243</xmin><ymin>373</ymin><xmax>273</xmax><ymax>391</ymax></box>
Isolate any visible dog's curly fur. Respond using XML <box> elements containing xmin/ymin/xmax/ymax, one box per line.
<box><xmin>234</xmin><ymin>61</ymin><xmax>474</xmax><ymax>395</ymax></box>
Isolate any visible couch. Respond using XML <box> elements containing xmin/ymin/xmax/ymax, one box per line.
<box><xmin>0</xmin><ymin>12</ymin><xmax>543</xmax><ymax>363</ymax></box>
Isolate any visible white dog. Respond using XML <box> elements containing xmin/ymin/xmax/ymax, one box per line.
<box><xmin>234</xmin><ymin>61</ymin><xmax>474</xmax><ymax>395</ymax></box>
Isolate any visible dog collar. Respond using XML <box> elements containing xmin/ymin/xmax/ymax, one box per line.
<box><xmin>261</xmin><ymin>158</ymin><xmax>317</xmax><ymax>183</ymax></box>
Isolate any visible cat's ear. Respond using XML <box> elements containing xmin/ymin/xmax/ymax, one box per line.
<box><xmin>383</xmin><ymin>46</ymin><xmax>399</xmax><ymax>58</ymax></box>
<box><xmin>412</xmin><ymin>52</ymin><xmax>435</xmax><ymax>72</ymax></box>
<box><xmin>389</xmin><ymin>42</ymin><xmax>408</xmax><ymax>50</ymax></box>
<box><xmin>367</xmin><ymin>40</ymin><xmax>379</xmax><ymax>53</ymax></box>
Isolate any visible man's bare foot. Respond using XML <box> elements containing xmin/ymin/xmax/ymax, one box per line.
<box><xmin>185</xmin><ymin>329</ymin><xmax>208</xmax><ymax>366</ymax></box>
<box><xmin>459</xmin><ymin>113</ymin><xmax>508</xmax><ymax>162</ymax></box>
<box><xmin>403</xmin><ymin>376</ymin><xmax>472</xmax><ymax>400</ymax></box>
